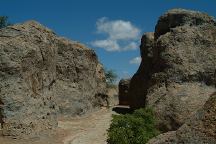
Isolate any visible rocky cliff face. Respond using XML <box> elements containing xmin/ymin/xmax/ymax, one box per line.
<box><xmin>0</xmin><ymin>21</ymin><xmax>58</xmax><ymax>137</ymax></box>
<box><xmin>128</xmin><ymin>9</ymin><xmax>216</xmax><ymax>132</ymax></box>
<box><xmin>0</xmin><ymin>21</ymin><xmax>106</xmax><ymax>137</ymax></box>
<box><xmin>56</xmin><ymin>37</ymin><xmax>106</xmax><ymax>116</ymax></box>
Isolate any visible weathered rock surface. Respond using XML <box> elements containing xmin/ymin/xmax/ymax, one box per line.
<box><xmin>119</xmin><ymin>79</ymin><xmax>130</xmax><ymax>105</ymax></box>
<box><xmin>106</xmin><ymin>87</ymin><xmax>118</xmax><ymax>107</ymax></box>
<box><xmin>56</xmin><ymin>38</ymin><xmax>106</xmax><ymax>116</ymax></box>
<box><xmin>0</xmin><ymin>20</ymin><xmax>107</xmax><ymax>137</ymax></box>
<box><xmin>128</xmin><ymin>8</ymin><xmax>216</xmax><ymax>132</ymax></box>
<box><xmin>147</xmin><ymin>92</ymin><xmax>216</xmax><ymax>144</ymax></box>
<box><xmin>0</xmin><ymin>21</ymin><xmax>58</xmax><ymax>137</ymax></box>
<box><xmin>128</xmin><ymin>33</ymin><xmax>154</xmax><ymax>108</ymax></box>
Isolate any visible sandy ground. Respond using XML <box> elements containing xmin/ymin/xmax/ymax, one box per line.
<box><xmin>0</xmin><ymin>108</ymin><xmax>114</xmax><ymax>144</ymax></box>
<box><xmin>62</xmin><ymin>108</ymin><xmax>114</xmax><ymax>144</ymax></box>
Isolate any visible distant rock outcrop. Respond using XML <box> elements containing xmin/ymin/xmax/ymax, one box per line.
<box><xmin>118</xmin><ymin>79</ymin><xmax>130</xmax><ymax>105</ymax></box>
<box><xmin>128</xmin><ymin>8</ymin><xmax>216</xmax><ymax>132</ymax></box>
<box><xmin>0</xmin><ymin>21</ymin><xmax>107</xmax><ymax>137</ymax></box>
<box><xmin>106</xmin><ymin>87</ymin><xmax>118</xmax><ymax>107</ymax></box>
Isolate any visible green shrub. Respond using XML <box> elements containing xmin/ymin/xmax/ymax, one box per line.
<box><xmin>107</xmin><ymin>108</ymin><xmax>159</xmax><ymax>144</ymax></box>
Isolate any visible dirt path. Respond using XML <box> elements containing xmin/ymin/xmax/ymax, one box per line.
<box><xmin>0</xmin><ymin>108</ymin><xmax>115</xmax><ymax>144</ymax></box>
<box><xmin>60</xmin><ymin>108</ymin><xmax>114</xmax><ymax>144</ymax></box>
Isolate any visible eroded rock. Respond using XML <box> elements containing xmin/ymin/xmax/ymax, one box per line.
<box><xmin>147</xmin><ymin>92</ymin><xmax>216</xmax><ymax>144</ymax></box>
<box><xmin>55</xmin><ymin>38</ymin><xmax>106</xmax><ymax>116</ymax></box>
<box><xmin>128</xmin><ymin>32</ymin><xmax>154</xmax><ymax>108</ymax></box>
<box><xmin>0</xmin><ymin>21</ymin><xmax>58</xmax><ymax>137</ymax></box>
<box><xmin>0</xmin><ymin>20</ymin><xmax>107</xmax><ymax>137</ymax></box>
<box><xmin>128</xmin><ymin>8</ymin><xmax>216</xmax><ymax>132</ymax></box>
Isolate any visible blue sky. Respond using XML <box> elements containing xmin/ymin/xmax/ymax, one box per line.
<box><xmin>1</xmin><ymin>0</ymin><xmax>216</xmax><ymax>80</ymax></box>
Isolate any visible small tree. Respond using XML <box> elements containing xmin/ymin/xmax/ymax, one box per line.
<box><xmin>105</xmin><ymin>68</ymin><xmax>118</xmax><ymax>86</ymax></box>
<box><xmin>0</xmin><ymin>16</ymin><xmax>10</xmax><ymax>29</ymax></box>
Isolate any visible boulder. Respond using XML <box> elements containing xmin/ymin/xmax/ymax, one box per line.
<box><xmin>128</xmin><ymin>8</ymin><xmax>216</xmax><ymax>132</ymax></box>
<box><xmin>147</xmin><ymin>92</ymin><xmax>216</xmax><ymax>144</ymax></box>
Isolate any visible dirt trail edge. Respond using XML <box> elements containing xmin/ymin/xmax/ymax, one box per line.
<box><xmin>0</xmin><ymin>108</ymin><xmax>115</xmax><ymax>144</ymax></box>
<box><xmin>59</xmin><ymin>108</ymin><xmax>115</xmax><ymax>144</ymax></box>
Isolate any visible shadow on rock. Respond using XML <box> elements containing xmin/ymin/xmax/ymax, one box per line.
<box><xmin>112</xmin><ymin>106</ymin><xmax>134</xmax><ymax>114</ymax></box>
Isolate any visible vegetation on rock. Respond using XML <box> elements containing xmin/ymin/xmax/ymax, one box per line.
<box><xmin>107</xmin><ymin>108</ymin><xmax>159</xmax><ymax>144</ymax></box>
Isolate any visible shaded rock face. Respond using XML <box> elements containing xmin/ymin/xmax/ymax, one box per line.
<box><xmin>56</xmin><ymin>38</ymin><xmax>106</xmax><ymax>116</ymax></box>
<box><xmin>0</xmin><ymin>21</ymin><xmax>58</xmax><ymax>137</ymax></box>
<box><xmin>118</xmin><ymin>79</ymin><xmax>130</xmax><ymax>105</ymax></box>
<box><xmin>128</xmin><ymin>9</ymin><xmax>216</xmax><ymax>132</ymax></box>
<box><xmin>147</xmin><ymin>92</ymin><xmax>216</xmax><ymax>144</ymax></box>
<box><xmin>0</xmin><ymin>21</ymin><xmax>106</xmax><ymax>137</ymax></box>
<box><xmin>128</xmin><ymin>33</ymin><xmax>154</xmax><ymax>108</ymax></box>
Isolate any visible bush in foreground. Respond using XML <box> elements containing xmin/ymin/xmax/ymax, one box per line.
<box><xmin>107</xmin><ymin>108</ymin><xmax>159</xmax><ymax>144</ymax></box>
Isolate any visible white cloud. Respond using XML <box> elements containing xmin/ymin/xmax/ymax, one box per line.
<box><xmin>91</xmin><ymin>40</ymin><xmax>138</xmax><ymax>52</ymax></box>
<box><xmin>123</xmin><ymin>41</ymin><xmax>137</xmax><ymax>51</ymax></box>
<box><xmin>91</xmin><ymin>39</ymin><xmax>120</xmax><ymax>52</ymax></box>
<box><xmin>96</xmin><ymin>17</ymin><xmax>140</xmax><ymax>40</ymax></box>
<box><xmin>91</xmin><ymin>17</ymin><xmax>141</xmax><ymax>52</ymax></box>
<box><xmin>129</xmin><ymin>57</ymin><xmax>141</xmax><ymax>64</ymax></box>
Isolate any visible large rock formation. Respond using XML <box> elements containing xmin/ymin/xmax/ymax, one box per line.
<box><xmin>128</xmin><ymin>33</ymin><xmax>154</xmax><ymax>108</ymax></box>
<box><xmin>0</xmin><ymin>21</ymin><xmax>58</xmax><ymax>137</ymax></box>
<box><xmin>147</xmin><ymin>92</ymin><xmax>216</xmax><ymax>144</ymax></box>
<box><xmin>0</xmin><ymin>20</ymin><xmax>106</xmax><ymax>137</ymax></box>
<box><xmin>128</xmin><ymin>9</ymin><xmax>216</xmax><ymax>132</ymax></box>
<box><xmin>56</xmin><ymin>38</ymin><xmax>106</xmax><ymax>116</ymax></box>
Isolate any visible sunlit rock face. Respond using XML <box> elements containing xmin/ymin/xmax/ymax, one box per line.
<box><xmin>128</xmin><ymin>8</ymin><xmax>216</xmax><ymax>132</ymax></box>
<box><xmin>56</xmin><ymin>37</ymin><xmax>107</xmax><ymax>117</ymax></box>
<box><xmin>0</xmin><ymin>21</ymin><xmax>58</xmax><ymax>137</ymax></box>
<box><xmin>0</xmin><ymin>20</ymin><xmax>107</xmax><ymax>137</ymax></box>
